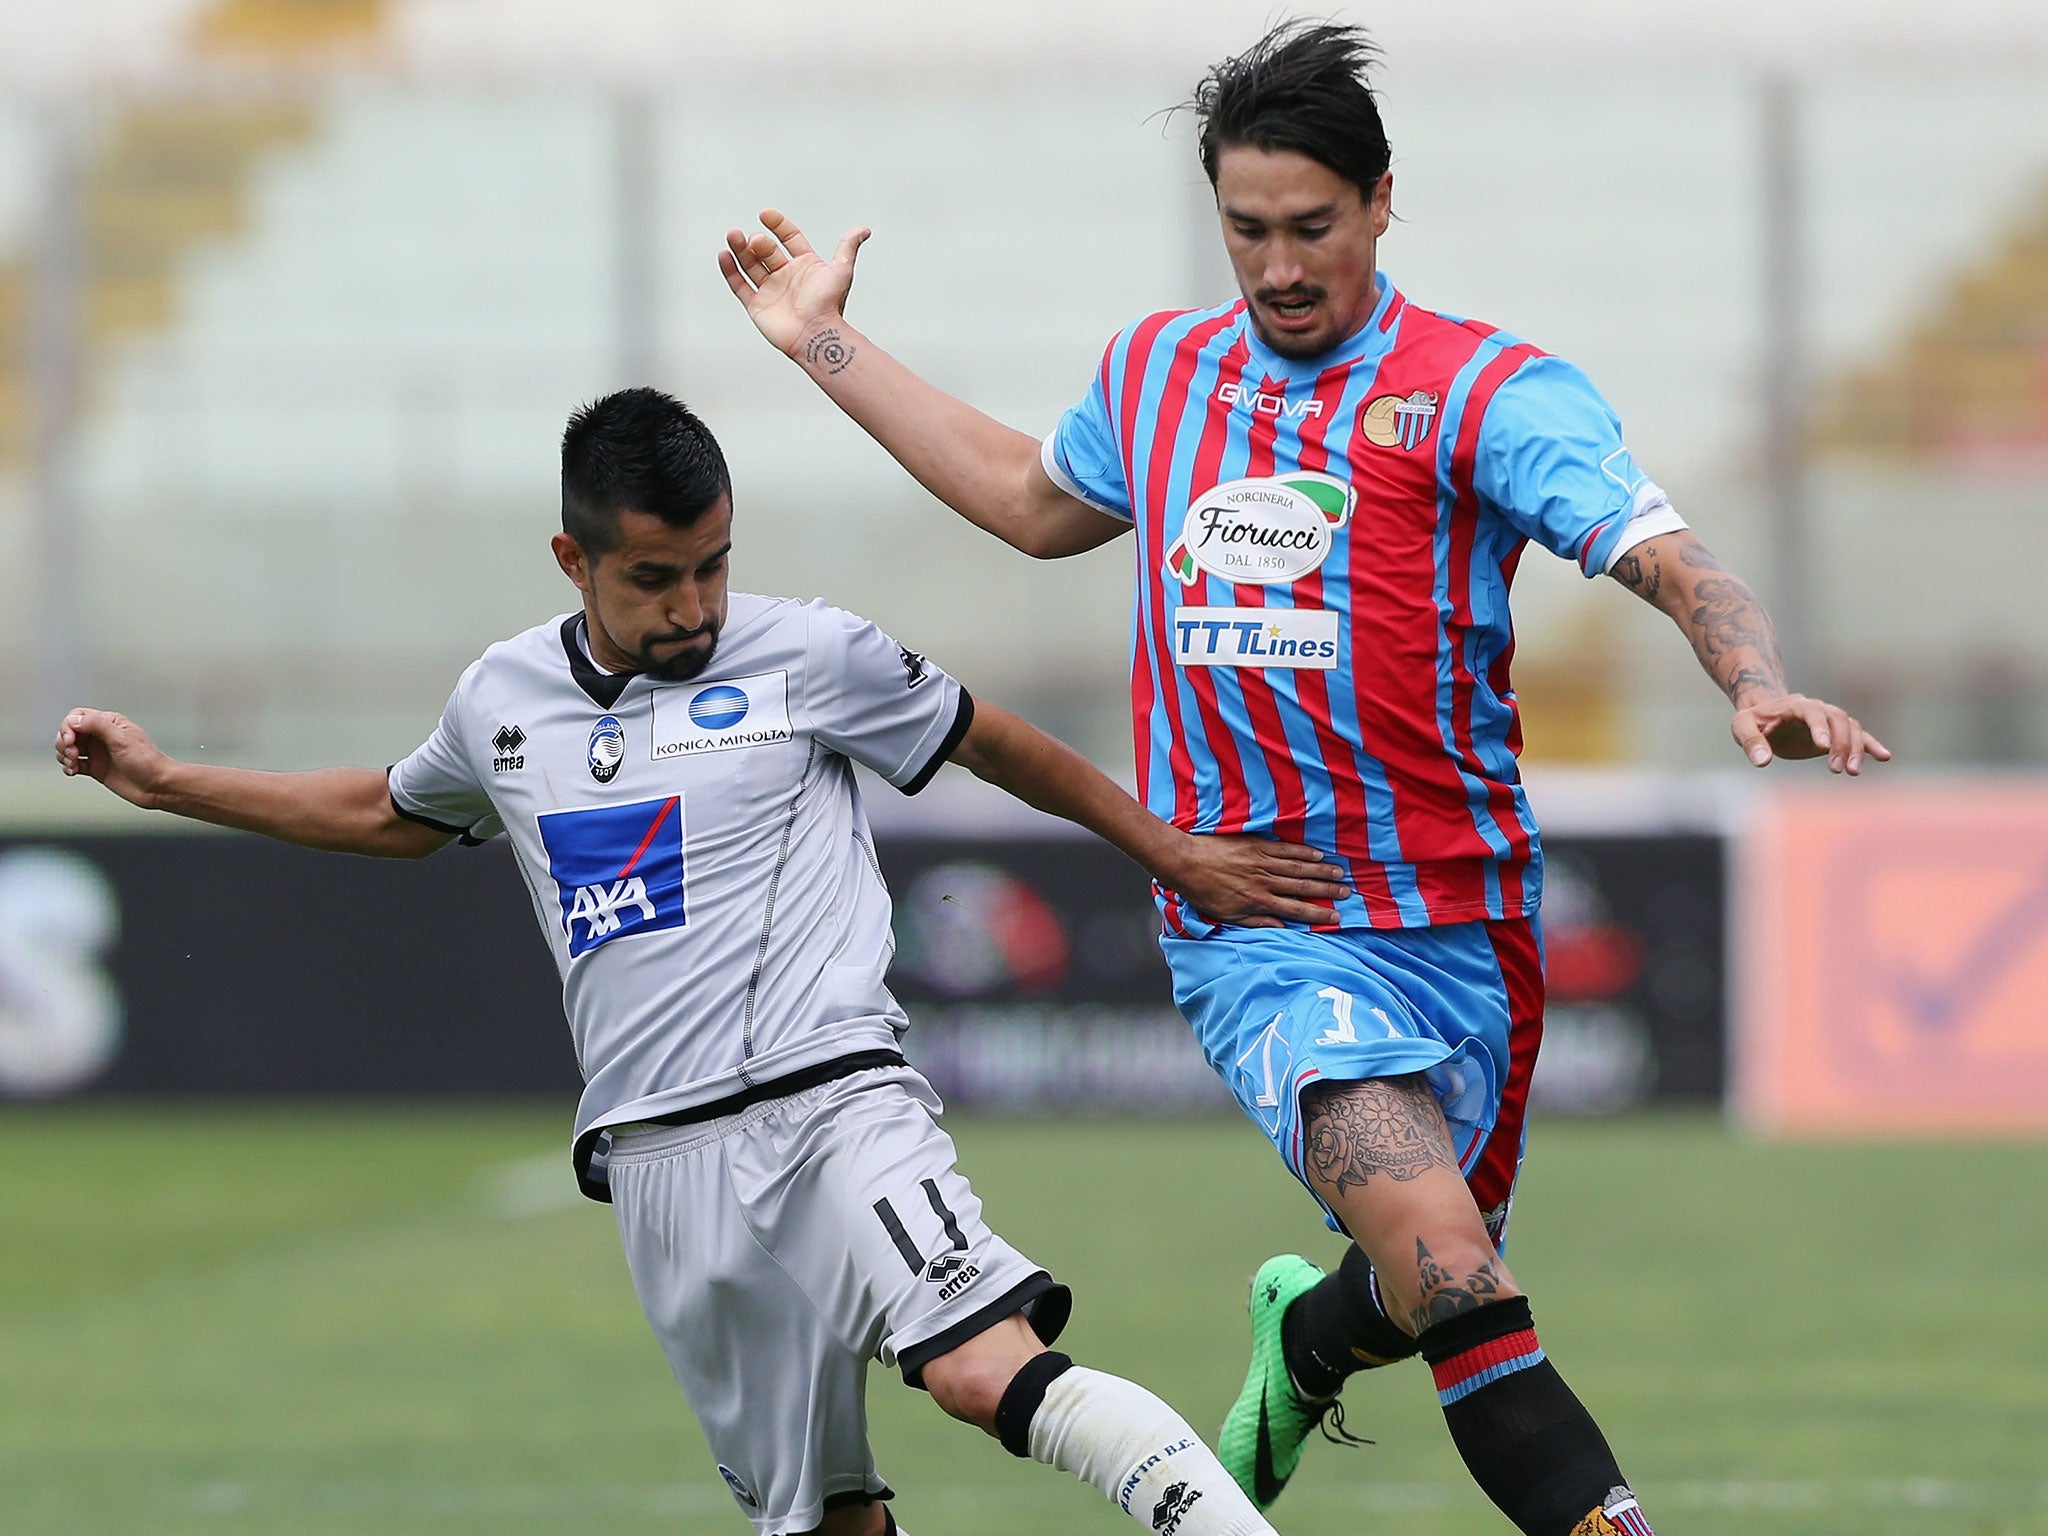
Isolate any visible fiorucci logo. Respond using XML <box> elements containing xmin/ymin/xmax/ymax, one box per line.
<box><xmin>1164</xmin><ymin>472</ymin><xmax>1355</xmax><ymax>587</ymax></box>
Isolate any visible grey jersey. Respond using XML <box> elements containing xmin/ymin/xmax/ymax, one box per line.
<box><xmin>388</xmin><ymin>593</ymin><xmax>970</xmax><ymax>1196</ymax></box>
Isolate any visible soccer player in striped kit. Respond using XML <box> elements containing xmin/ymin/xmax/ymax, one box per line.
<box><xmin>722</xmin><ymin>21</ymin><xmax>1887</xmax><ymax>1536</ymax></box>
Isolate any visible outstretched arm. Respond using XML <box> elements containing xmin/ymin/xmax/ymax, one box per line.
<box><xmin>1607</xmin><ymin>533</ymin><xmax>1892</xmax><ymax>774</ymax></box>
<box><xmin>719</xmin><ymin>209</ymin><xmax>1128</xmax><ymax>560</ymax></box>
<box><xmin>948</xmin><ymin>700</ymin><xmax>1348</xmax><ymax>927</ymax></box>
<box><xmin>54</xmin><ymin>708</ymin><xmax>452</xmax><ymax>858</ymax></box>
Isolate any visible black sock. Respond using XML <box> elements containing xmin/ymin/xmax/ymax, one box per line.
<box><xmin>1281</xmin><ymin>1244</ymin><xmax>1420</xmax><ymax>1400</ymax></box>
<box><xmin>1417</xmin><ymin>1297</ymin><xmax>1651</xmax><ymax>1536</ymax></box>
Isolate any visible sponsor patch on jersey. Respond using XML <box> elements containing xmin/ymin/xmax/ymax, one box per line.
<box><xmin>1164</xmin><ymin>472</ymin><xmax>1353</xmax><ymax>587</ymax></box>
<box><xmin>1171</xmin><ymin>607</ymin><xmax>1339</xmax><ymax>669</ymax></box>
<box><xmin>650</xmin><ymin>671</ymin><xmax>794</xmax><ymax>759</ymax></box>
<box><xmin>536</xmin><ymin>796</ymin><xmax>686</xmax><ymax>958</ymax></box>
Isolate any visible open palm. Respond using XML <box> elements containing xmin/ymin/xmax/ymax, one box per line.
<box><xmin>719</xmin><ymin>208</ymin><xmax>870</xmax><ymax>356</ymax></box>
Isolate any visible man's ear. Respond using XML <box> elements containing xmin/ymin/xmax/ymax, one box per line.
<box><xmin>551</xmin><ymin>533</ymin><xmax>593</xmax><ymax>592</ymax></box>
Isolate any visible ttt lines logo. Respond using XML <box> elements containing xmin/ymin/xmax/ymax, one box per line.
<box><xmin>537</xmin><ymin>796</ymin><xmax>687</xmax><ymax>958</ymax></box>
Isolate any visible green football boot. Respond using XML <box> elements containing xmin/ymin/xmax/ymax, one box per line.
<box><xmin>1218</xmin><ymin>1254</ymin><xmax>1343</xmax><ymax>1510</ymax></box>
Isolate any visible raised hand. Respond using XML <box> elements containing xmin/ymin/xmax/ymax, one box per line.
<box><xmin>718</xmin><ymin>208</ymin><xmax>871</xmax><ymax>358</ymax></box>
<box><xmin>1166</xmin><ymin>834</ymin><xmax>1351</xmax><ymax>928</ymax></box>
<box><xmin>1731</xmin><ymin>692</ymin><xmax>1892</xmax><ymax>774</ymax></box>
<box><xmin>54</xmin><ymin>708</ymin><xmax>174</xmax><ymax>808</ymax></box>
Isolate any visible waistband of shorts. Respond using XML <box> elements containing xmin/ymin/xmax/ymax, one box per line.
<box><xmin>574</xmin><ymin>1050</ymin><xmax>908</xmax><ymax>1197</ymax></box>
<box><xmin>656</xmin><ymin>1050</ymin><xmax>905</xmax><ymax>1123</ymax></box>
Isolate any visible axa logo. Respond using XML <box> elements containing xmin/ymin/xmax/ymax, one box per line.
<box><xmin>565</xmin><ymin>877</ymin><xmax>656</xmax><ymax>941</ymax></box>
<box><xmin>1217</xmin><ymin>381</ymin><xmax>1325</xmax><ymax>419</ymax></box>
<box><xmin>537</xmin><ymin>796</ymin><xmax>687</xmax><ymax>958</ymax></box>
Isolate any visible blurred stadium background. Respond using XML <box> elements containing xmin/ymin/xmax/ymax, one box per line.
<box><xmin>2</xmin><ymin>1</ymin><xmax>2045</xmax><ymax>1532</ymax></box>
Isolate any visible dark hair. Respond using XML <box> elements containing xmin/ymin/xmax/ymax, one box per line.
<box><xmin>1190</xmin><ymin>20</ymin><xmax>1390</xmax><ymax>201</ymax></box>
<box><xmin>560</xmin><ymin>387</ymin><xmax>731</xmax><ymax>557</ymax></box>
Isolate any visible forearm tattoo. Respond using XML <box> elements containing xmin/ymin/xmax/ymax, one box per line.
<box><xmin>1409</xmin><ymin>1238</ymin><xmax>1507</xmax><ymax>1332</ymax></box>
<box><xmin>1612</xmin><ymin>539</ymin><xmax>1787</xmax><ymax>706</ymax></box>
<box><xmin>803</xmin><ymin>327</ymin><xmax>856</xmax><ymax>376</ymax></box>
<box><xmin>1609</xmin><ymin>547</ymin><xmax>1662</xmax><ymax>604</ymax></box>
<box><xmin>1302</xmin><ymin>1076</ymin><xmax>1458</xmax><ymax>1198</ymax></box>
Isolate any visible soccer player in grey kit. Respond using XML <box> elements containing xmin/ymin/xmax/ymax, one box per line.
<box><xmin>55</xmin><ymin>389</ymin><xmax>1350</xmax><ymax>1536</ymax></box>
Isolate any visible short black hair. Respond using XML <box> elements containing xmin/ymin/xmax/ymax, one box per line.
<box><xmin>1190</xmin><ymin>20</ymin><xmax>1391</xmax><ymax>202</ymax></box>
<box><xmin>560</xmin><ymin>388</ymin><xmax>731</xmax><ymax>557</ymax></box>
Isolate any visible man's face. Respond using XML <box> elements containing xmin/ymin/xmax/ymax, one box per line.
<box><xmin>552</xmin><ymin>497</ymin><xmax>732</xmax><ymax>682</ymax></box>
<box><xmin>1214</xmin><ymin>146</ymin><xmax>1392</xmax><ymax>360</ymax></box>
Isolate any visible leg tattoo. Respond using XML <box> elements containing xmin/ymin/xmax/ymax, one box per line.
<box><xmin>1408</xmin><ymin>1238</ymin><xmax>1506</xmax><ymax>1333</ymax></box>
<box><xmin>1300</xmin><ymin>1076</ymin><xmax>1457</xmax><ymax>1198</ymax></box>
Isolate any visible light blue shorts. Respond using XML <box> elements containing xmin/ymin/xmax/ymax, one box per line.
<box><xmin>1162</xmin><ymin>918</ymin><xmax>1546</xmax><ymax>1241</ymax></box>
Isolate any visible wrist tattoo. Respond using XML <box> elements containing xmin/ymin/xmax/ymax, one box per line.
<box><xmin>804</xmin><ymin>327</ymin><xmax>856</xmax><ymax>376</ymax></box>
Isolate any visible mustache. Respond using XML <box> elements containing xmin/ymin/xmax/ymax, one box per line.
<box><xmin>644</xmin><ymin>625</ymin><xmax>715</xmax><ymax>647</ymax></box>
<box><xmin>1256</xmin><ymin>284</ymin><xmax>1327</xmax><ymax>306</ymax></box>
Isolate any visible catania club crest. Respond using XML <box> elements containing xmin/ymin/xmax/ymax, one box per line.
<box><xmin>1164</xmin><ymin>472</ymin><xmax>1356</xmax><ymax>587</ymax></box>
<box><xmin>1361</xmin><ymin>389</ymin><xmax>1440</xmax><ymax>451</ymax></box>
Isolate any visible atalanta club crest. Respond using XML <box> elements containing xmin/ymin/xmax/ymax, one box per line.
<box><xmin>1362</xmin><ymin>389</ymin><xmax>1440</xmax><ymax>451</ymax></box>
<box><xmin>586</xmin><ymin>715</ymin><xmax>626</xmax><ymax>783</ymax></box>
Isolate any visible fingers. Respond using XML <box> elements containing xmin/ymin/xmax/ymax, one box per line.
<box><xmin>833</xmin><ymin>225</ymin><xmax>872</xmax><ymax>270</ymax></box>
<box><xmin>1797</xmin><ymin>698</ymin><xmax>1844</xmax><ymax>771</ymax></box>
<box><xmin>722</xmin><ymin>226</ymin><xmax>789</xmax><ymax>287</ymax></box>
<box><xmin>716</xmin><ymin>245</ymin><xmax>754</xmax><ymax>302</ymax></box>
<box><xmin>1731</xmin><ymin>708</ymin><xmax>1773</xmax><ymax>767</ymax></box>
<box><xmin>1735</xmin><ymin>694</ymin><xmax>1893</xmax><ymax>773</ymax></box>
<box><xmin>760</xmin><ymin>208</ymin><xmax>814</xmax><ymax>258</ymax></box>
<box><xmin>54</xmin><ymin>707</ymin><xmax>114</xmax><ymax>776</ymax></box>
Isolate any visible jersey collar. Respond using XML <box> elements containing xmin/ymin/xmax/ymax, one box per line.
<box><xmin>1240</xmin><ymin>270</ymin><xmax>1402</xmax><ymax>378</ymax></box>
<box><xmin>560</xmin><ymin>615</ymin><xmax>638</xmax><ymax>710</ymax></box>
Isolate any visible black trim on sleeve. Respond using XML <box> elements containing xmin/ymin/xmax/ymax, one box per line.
<box><xmin>386</xmin><ymin>790</ymin><xmax>486</xmax><ymax>847</ymax></box>
<box><xmin>896</xmin><ymin>1268</ymin><xmax>1072</xmax><ymax>1388</ymax></box>
<box><xmin>899</xmin><ymin>690</ymin><xmax>975</xmax><ymax>797</ymax></box>
<box><xmin>560</xmin><ymin>615</ymin><xmax>637</xmax><ymax>710</ymax></box>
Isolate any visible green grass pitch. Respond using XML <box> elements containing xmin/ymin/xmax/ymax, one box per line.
<box><xmin>1</xmin><ymin>1105</ymin><xmax>2043</xmax><ymax>1535</ymax></box>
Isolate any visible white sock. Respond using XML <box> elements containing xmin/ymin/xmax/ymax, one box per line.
<box><xmin>1025</xmin><ymin>1366</ymin><xmax>1276</xmax><ymax>1536</ymax></box>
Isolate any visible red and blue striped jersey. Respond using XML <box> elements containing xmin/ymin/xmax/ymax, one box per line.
<box><xmin>1042</xmin><ymin>276</ymin><xmax>1682</xmax><ymax>931</ymax></box>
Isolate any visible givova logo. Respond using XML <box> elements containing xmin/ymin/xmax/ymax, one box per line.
<box><xmin>537</xmin><ymin>796</ymin><xmax>686</xmax><ymax>958</ymax></box>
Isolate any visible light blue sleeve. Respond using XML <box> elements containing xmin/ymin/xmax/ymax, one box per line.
<box><xmin>1041</xmin><ymin>338</ymin><xmax>1134</xmax><ymax>521</ymax></box>
<box><xmin>1471</xmin><ymin>354</ymin><xmax>1675</xmax><ymax>577</ymax></box>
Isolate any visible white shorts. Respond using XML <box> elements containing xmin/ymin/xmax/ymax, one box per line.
<box><xmin>607</xmin><ymin>1063</ymin><xmax>1070</xmax><ymax>1535</ymax></box>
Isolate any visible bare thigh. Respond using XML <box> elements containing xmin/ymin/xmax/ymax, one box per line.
<box><xmin>1298</xmin><ymin>1074</ymin><xmax>1522</xmax><ymax>1336</ymax></box>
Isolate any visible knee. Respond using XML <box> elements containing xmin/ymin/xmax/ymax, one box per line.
<box><xmin>922</xmin><ymin>1346</ymin><xmax>1025</xmax><ymax>1431</ymax></box>
<box><xmin>919</xmin><ymin>1311</ymin><xmax>1047</xmax><ymax>1433</ymax></box>
<box><xmin>805</xmin><ymin>1498</ymin><xmax>889</xmax><ymax>1536</ymax></box>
